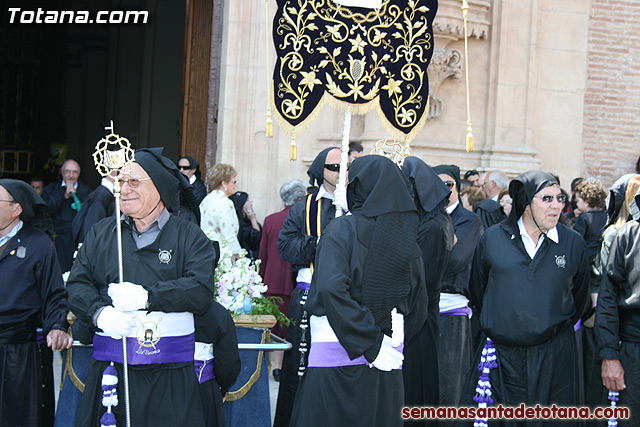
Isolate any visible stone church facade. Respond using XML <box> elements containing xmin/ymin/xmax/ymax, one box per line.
<box><xmin>200</xmin><ymin>0</ymin><xmax>640</xmax><ymax>217</ymax></box>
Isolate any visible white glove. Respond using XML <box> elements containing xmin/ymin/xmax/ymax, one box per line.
<box><xmin>371</xmin><ymin>335</ymin><xmax>403</xmax><ymax>371</ymax></box>
<box><xmin>108</xmin><ymin>281</ymin><xmax>148</xmax><ymax>312</ymax></box>
<box><xmin>333</xmin><ymin>185</ymin><xmax>348</xmax><ymax>212</ymax></box>
<box><xmin>96</xmin><ymin>306</ymin><xmax>137</xmax><ymax>339</ymax></box>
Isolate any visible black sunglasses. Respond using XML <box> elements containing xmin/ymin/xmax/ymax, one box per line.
<box><xmin>443</xmin><ymin>180</ymin><xmax>455</xmax><ymax>189</ymax></box>
<box><xmin>534</xmin><ymin>194</ymin><xmax>567</xmax><ymax>204</ymax></box>
<box><xmin>178</xmin><ymin>165</ymin><xmax>191</xmax><ymax>170</ymax></box>
<box><xmin>324</xmin><ymin>164</ymin><xmax>340</xmax><ymax>172</ymax></box>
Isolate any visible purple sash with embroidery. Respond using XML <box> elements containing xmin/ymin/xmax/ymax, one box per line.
<box><xmin>93</xmin><ymin>333</ymin><xmax>195</xmax><ymax>365</ymax></box>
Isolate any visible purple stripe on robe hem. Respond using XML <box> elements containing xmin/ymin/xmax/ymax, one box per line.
<box><xmin>36</xmin><ymin>330</ymin><xmax>45</xmax><ymax>345</ymax></box>
<box><xmin>194</xmin><ymin>359</ymin><xmax>215</xmax><ymax>384</ymax></box>
<box><xmin>441</xmin><ymin>306</ymin><xmax>470</xmax><ymax>316</ymax></box>
<box><xmin>92</xmin><ymin>333</ymin><xmax>195</xmax><ymax>365</ymax></box>
<box><xmin>296</xmin><ymin>281</ymin><xmax>311</xmax><ymax>290</ymax></box>
<box><xmin>574</xmin><ymin>319</ymin><xmax>581</xmax><ymax>331</ymax></box>
<box><xmin>308</xmin><ymin>341</ymin><xmax>404</xmax><ymax>368</ymax></box>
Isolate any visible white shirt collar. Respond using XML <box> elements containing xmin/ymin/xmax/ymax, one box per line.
<box><xmin>101</xmin><ymin>178</ymin><xmax>114</xmax><ymax>194</ymax></box>
<box><xmin>446</xmin><ymin>200</ymin><xmax>459</xmax><ymax>214</ymax></box>
<box><xmin>0</xmin><ymin>220</ymin><xmax>23</xmax><ymax>248</ymax></box>
<box><xmin>491</xmin><ymin>194</ymin><xmax>499</xmax><ymax>201</ymax></box>
<box><xmin>316</xmin><ymin>185</ymin><xmax>335</xmax><ymax>201</ymax></box>
<box><xmin>517</xmin><ymin>217</ymin><xmax>559</xmax><ymax>259</ymax></box>
<box><xmin>189</xmin><ymin>175</ymin><xmax>196</xmax><ymax>185</ymax></box>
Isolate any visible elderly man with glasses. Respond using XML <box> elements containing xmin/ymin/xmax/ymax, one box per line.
<box><xmin>41</xmin><ymin>159</ymin><xmax>92</xmax><ymax>272</ymax></box>
<box><xmin>461</xmin><ymin>171</ymin><xmax>590</xmax><ymax>419</ymax></box>
<box><xmin>0</xmin><ymin>179</ymin><xmax>72</xmax><ymax>427</ymax></box>
<box><xmin>66</xmin><ymin>148</ymin><xmax>218</xmax><ymax>427</ymax></box>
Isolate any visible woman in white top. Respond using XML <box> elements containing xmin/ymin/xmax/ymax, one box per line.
<box><xmin>200</xmin><ymin>164</ymin><xmax>242</xmax><ymax>256</ymax></box>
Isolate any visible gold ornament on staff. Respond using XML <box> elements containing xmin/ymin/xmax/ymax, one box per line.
<box><xmin>92</xmin><ymin>120</ymin><xmax>135</xmax><ymax>427</ymax></box>
<box><xmin>370</xmin><ymin>138</ymin><xmax>407</xmax><ymax>167</ymax></box>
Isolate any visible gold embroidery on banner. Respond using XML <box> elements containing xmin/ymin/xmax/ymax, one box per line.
<box><xmin>273</xmin><ymin>0</ymin><xmax>433</xmax><ymax>142</ymax></box>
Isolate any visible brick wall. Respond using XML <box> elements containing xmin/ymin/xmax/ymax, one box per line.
<box><xmin>583</xmin><ymin>0</ymin><xmax>640</xmax><ymax>187</ymax></box>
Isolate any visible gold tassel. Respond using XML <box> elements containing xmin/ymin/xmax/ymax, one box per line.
<box><xmin>403</xmin><ymin>137</ymin><xmax>411</xmax><ymax>157</ymax></box>
<box><xmin>266</xmin><ymin>106</ymin><xmax>273</xmax><ymax>137</ymax></box>
<box><xmin>290</xmin><ymin>134</ymin><xmax>297</xmax><ymax>160</ymax></box>
<box><xmin>466</xmin><ymin>120</ymin><xmax>474</xmax><ymax>152</ymax></box>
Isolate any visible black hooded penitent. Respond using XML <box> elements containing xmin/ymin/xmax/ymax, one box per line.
<box><xmin>432</xmin><ymin>164</ymin><xmax>461</xmax><ymax>193</ymax></box>
<box><xmin>347</xmin><ymin>155</ymin><xmax>417</xmax><ymax>335</ymax></box>
<box><xmin>402</xmin><ymin>156</ymin><xmax>451</xmax><ymax>221</ymax></box>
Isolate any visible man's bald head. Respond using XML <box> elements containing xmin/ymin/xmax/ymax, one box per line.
<box><xmin>61</xmin><ymin>159</ymin><xmax>81</xmax><ymax>185</ymax></box>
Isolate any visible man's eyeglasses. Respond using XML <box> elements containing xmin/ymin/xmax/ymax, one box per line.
<box><xmin>534</xmin><ymin>194</ymin><xmax>567</xmax><ymax>204</ymax></box>
<box><xmin>121</xmin><ymin>178</ymin><xmax>152</xmax><ymax>188</ymax></box>
<box><xmin>178</xmin><ymin>165</ymin><xmax>191</xmax><ymax>170</ymax></box>
<box><xmin>443</xmin><ymin>180</ymin><xmax>455</xmax><ymax>189</ymax></box>
<box><xmin>0</xmin><ymin>199</ymin><xmax>16</xmax><ymax>204</ymax></box>
<box><xmin>324</xmin><ymin>164</ymin><xmax>340</xmax><ymax>172</ymax></box>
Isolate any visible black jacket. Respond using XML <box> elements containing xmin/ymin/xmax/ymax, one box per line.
<box><xmin>71</xmin><ymin>184</ymin><xmax>115</xmax><ymax>245</ymax></box>
<box><xmin>595</xmin><ymin>220</ymin><xmax>640</xmax><ymax>360</ymax></box>
<box><xmin>473</xmin><ymin>198</ymin><xmax>506</xmax><ymax>231</ymax></box>
<box><xmin>470</xmin><ymin>220</ymin><xmax>590</xmax><ymax>346</ymax></box>
<box><xmin>277</xmin><ymin>193</ymin><xmax>336</xmax><ymax>272</ymax></box>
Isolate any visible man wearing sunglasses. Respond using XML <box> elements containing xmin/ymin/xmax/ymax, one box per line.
<box><xmin>274</xmin><ymin>147</ymin><xmax>341</xmax><ymax>427</ymax></box>
<box><xmin>67</xmin><ymin>148</ymin><xmax>217</xmax><ymax>427</ymax></box>
<box><xmin>462</xmin><ymin>171</ymin><xmax>590</xmax><ymax>413</ymax></box>
<box><xmin>432</xmin><ymin>164</ymin><xmax>483</xmax><ymax>412</ymax></box>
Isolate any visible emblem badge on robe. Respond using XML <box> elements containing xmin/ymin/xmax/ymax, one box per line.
<box><xmin>272</xmin><ymin>0</ymin><xmax>438</xmax><ymax>140</ymax></box>
<box><xmin>158</xmin><ymin>249</ymin><xmax>172</xmax><ymax>264</ymax></box>
<box><xmin>555</xmin><ymin>255</ymin><xmax>566</xmax><ymax>268</ymax></box>
<box><xmin>16</xmin><ymin>246</ymin><xmax>27</xmax><ymax>258</ymax></box>
<box><xmin>136</xmin><ymin>319</ymin><xmax>161</xmax><ymax>355</ymax></box>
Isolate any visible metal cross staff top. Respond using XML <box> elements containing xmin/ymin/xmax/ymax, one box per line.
<box><xmin>93</xmin><ymin>120</ymin><xmax>135</xmax><ymax>427</ymax></box>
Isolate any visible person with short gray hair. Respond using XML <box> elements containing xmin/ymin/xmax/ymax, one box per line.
<box><xmin>259</xmin><ymin>179</ymin><xmax>308</xmax><ymax>384</ymax></box>
<box><xmin>280</xmin><ymin>179</ymin><xmax>307</xmax><ymax>207</ymax></box>
<box><xmin>474</xmin><ymin>170</ymin><xmax>509</xmax><ymax>230</ymax></box>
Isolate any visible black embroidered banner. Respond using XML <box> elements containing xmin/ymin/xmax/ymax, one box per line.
<box><xmin>272</xmin><ymin>0</ymin><xmax>438</xmax><ymax>140</ymax></box>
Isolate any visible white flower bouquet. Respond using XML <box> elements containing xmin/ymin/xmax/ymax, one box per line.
<box><xmin>207</xmin><ymin>234</ymin><xmax>268</xmax><ymax>315</ymax></box>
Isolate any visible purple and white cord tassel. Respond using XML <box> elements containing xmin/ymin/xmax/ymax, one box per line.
<box><xmin>607</xmin><ymin>390</ymin><xmax>619</xmax><ymax>427</ymax></box>
<box><xmin>473</xmin><ymin>338</ymin><xmax>497</xmax><ymax>427</ymax></box>
<box><xmin>100</xmin><ymin>362</ymin><xmax>118</xmax><ymax>427</ymax></box>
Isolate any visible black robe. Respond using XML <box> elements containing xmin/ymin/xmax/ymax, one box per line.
<box><xmin>66</xmin><ymin>214</ymin><xmax>216</xmax><ymax>427</ymax></box>
<box><xmin>290</xmin><ymin>214</ymin><xmax>428</xmax><ymax>427</ymax></box>
<box><xmin>438</xmin><ymin>203</ymin><xmax>482</xmax><ymax>408</ymax></box>
<box><xmin>457</xmin><ymin>221</ymin><xmax>590</xmax><ymax>426</ymax></box>
<box><xmin>195</xmin><ymin>301</ymin><xmax>241</xmax><ymax>427</ymax></box>
<box><xmin>595</xmin><ymin>220</ymin><xmax>640</xmax><ymax>425</ymax></box>
<box><xmin>403</xmin><ymin>212</ymin><xmax>454</xmax><ymax>417</ymax></box>
<box><xmin>71</xmin><ymin>184</ymin><xmax>115</xmax><ymax>245</ymax></box>
<box><xmin>273</xmin><ymin>194</ymin><xmax>336</xmax><ymax>427</ymax></box>
<box><xmin>473</xmin><ymin>198</ymin><xmax>506</xmax><ymax>232</ymax></box>
<box><xmin>0</xmin><ymin>224</ymin><xmax>68</xmax><ymax>427</ymax></box>
<box><xmin>41</xmin><ymin>179</ymin><xmax>91</xmax><ymax>272</ymax></box>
